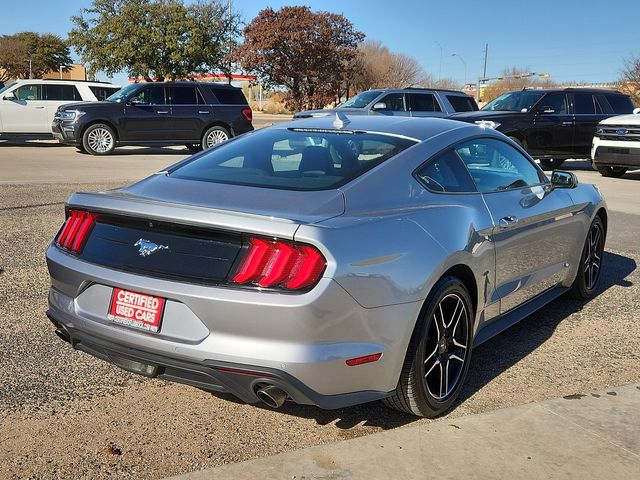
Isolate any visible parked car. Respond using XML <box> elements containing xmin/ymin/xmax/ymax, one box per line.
<box><xmin>293</xmin><ymin>87</ymin><xmax>478</xmax><ymax>120</ymax></box>
<box><xmin>46</xmin><ymin>115</ymin><xmax>606</xmax><ymax>418</ymax></box>
<box><xmin>591</xmin><ymin>107</ymin><xmax>640</xmax><ymax>177</ymax></box>
<box><xmin>450</xmin><ymin>88</ymin><xmax>634</xmax><ymax>169</ymax></box>
<box><xmin>0</xmin><ymin>79</ymin><xmax>120</xmax><ymax>136</ymax></box>
<box><xmin>52</xmin><ymin>82</ymin><xmax>253</xmax><ymax>155</ymax></box>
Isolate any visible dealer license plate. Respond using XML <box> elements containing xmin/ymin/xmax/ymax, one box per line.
<box><xmin>108</xmin><ymin>288</ymin><xmax>166</xmax><ymax>333</ymax></box>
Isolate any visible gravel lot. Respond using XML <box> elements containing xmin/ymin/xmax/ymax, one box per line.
<box><xmin>0</xmin><ymin>146</ymin><xmax>638</xmax><ymax>479</ymax></box>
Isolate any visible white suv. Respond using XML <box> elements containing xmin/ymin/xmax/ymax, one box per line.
<box><xmin>592</xmin><ymin>107</ymin><xmax>640</xmax><ymax>177</ymax></box>
<box><xmin>0</xmin><ymin>79</ymin><xmax>120</xmax><ymax>136</ymax></box>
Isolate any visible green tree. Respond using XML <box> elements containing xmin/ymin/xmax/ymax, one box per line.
<box><xmin>232</xmin><ymin>6</ymin><xmax>364</xmax><ymax>110</ymax></box>
<box><xmin>68</xmin><ymin>0</ymin><xmax>241</xmax><ymax>81</ymax></box>
<box><xmin>0</xmin><ymin>32</ymin><xmax>71</xmax><ymax>81</ymax></box>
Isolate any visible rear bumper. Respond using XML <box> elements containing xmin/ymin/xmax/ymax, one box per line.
<box><xmin>46</xmin><ymin>310</ymin><xmax>390</xmax><ymax>409</ymax></box>
<box><xmin>46</xmin><ymin>245</ymin><xmax>419</xmax><ymax>406</ymax></box>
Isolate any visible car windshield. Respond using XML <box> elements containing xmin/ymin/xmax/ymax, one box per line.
<box><xmin>0</xmin><ymin>82</ymin><xmax>16</xmax><ymax>95</ymax></box>
<box><xmin>482</xmin><ymin>91</ymin><xmax>546</xmax><ymax>112</ymax></box>
<box><xmin>106</xmin><ymin>84</ymin><xmax>140</xmax><ymax>102</ymax></box>
<box><xmin>169</xmin><ymin>127</ymin><xmax>417</xmax><ymax>191</ymax></box>
<box><xmin>337</xmin><ymin>90</ymin><xmax>382</xmax><ymax>108</ymax></box>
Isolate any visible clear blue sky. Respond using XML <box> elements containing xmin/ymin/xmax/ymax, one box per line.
<box><xmin>1</xmin><ymin>0</ymin><xmax>638</xmax><ymax>87</ymax></box>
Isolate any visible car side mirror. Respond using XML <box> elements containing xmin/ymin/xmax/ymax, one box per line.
<box><xmin>540</xmin><ymin>107</ymin><xmax>555</xmax><ymax>114</ymax></box>
<box><xmin>551</xmin><ymin>170</ymin><xmax>578</xmax><ymax>189</ymax></box>
<box><xmin>3</xmin><ymin>92</ymin><xmax>16</xmax><ymax>101</ymax></box>
<box><xmin>128</xmin><ymin>97</ymin><xmax>144</xmax><ymax>106</ymax></box>
<box><xmin>633</xmin><ymin>107</ymin><xmax>640</xmax><ymax>114</ymax></box>
<box><xmin>372</xmin><ymin>102</ymin><xmax>387</xmax><ymax>110</ymax></box>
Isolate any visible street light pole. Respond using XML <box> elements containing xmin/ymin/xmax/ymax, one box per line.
<box><xmin>451</xmin><ymin>53</ymin><xmax>467</xmax><ymax>86</ymax></box>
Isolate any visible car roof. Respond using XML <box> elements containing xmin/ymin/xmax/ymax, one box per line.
<box><xmin>129</xmin><ymin>81</ymin><xmax>241</xmax><ymax>90</ymax></box>
<box><xmin>364</xmin><ymin>87</ymin><xmax>471</xmax><ymax>95</ymax></box>
<box><xmin>274</xmin><ymin>115</ymin><xmax>475</xmax><ymax>142</ymax></box>
<box><xmin>519</xmin><ymin>87</ymin><xmax>624</xmax><ymax>95</ymax></box>
<box><xmin>12</xmin><ymin>79</ymin><xmax>117</xmax><ymax>86</ymax></box>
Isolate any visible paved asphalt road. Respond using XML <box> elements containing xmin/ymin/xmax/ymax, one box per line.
<box><xmin>0</xmin><ymin>126</ymin><xmax>638</xmax><ymax>479</ymax></box>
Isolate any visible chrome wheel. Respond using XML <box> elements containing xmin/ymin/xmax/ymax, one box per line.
<box><xmin>204</xmin><ymin>128</ymin><xmax>229</xmax><ymax>148</ymax></box>
<box><xmin>583</xmin><ymin>222</ymin><xmax>604</xmax><ymax>291</ymax></box>
<box><xmin>423</xmin><ymin>293</ymin><xmax>469</xmax><ymax>400</ymax></box>
<box><xmin>87</xmin><ymin>127</ymin><xmax>114</xmax><ymax>153</ymax></box>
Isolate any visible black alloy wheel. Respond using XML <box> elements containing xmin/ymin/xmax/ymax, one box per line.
<box><xmin>572</xmin><ymin>216</ymin><xmax>605</xmax><ymax>299</ymax></box>
<box><xmin>383</xmin><ymin>276</ymin><xmax>473</xmax><ymax>417</ymax></box>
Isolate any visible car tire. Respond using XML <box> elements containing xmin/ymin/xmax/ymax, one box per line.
<box><xmin>202</xmin><ymin>126</ymin><xmax>230</xmax><ymax>150</ymax></box>
<box><xmin>82</xmin><ymin>123</ymin><xmax>116</xmax><ymax>155</ymax></box>
<box><xmin>185</xmin><ymin>143</ymin><xmax>202</xmax><ymax>153</ymax></box>
<box><xmin>383</xmin><ymin>276</ymin><xmax>473</xmax><ymax>418</ymax></box>
<box><xmin>539</xmin><ymin>158</ymin><xmax>565</xmax><ymax>170</ymax></box>
<box><xmin>596</xmin><ymin>165</ymin><xmax>627</xmax><ymax>178</ymax></box>
<box><xmin>76</xmin><ymin>144</ymin><xmax>87</xmax><ymax>154</ymax></box>
<box><xmin>571</xmin><ymin>216</ymin><xmax>605</xmax><ymax>299</ymax></box>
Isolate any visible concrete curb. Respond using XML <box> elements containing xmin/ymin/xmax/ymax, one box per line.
<box><xmin>169</xmin><ymin>383</ymin><xmax>640</xmax><ymax>480</ymax></box>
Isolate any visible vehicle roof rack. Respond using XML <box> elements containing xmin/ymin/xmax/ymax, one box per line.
<box><xmin>39</xmin><ymin>78</ymin><xmax>114</xmax><ymax>84</ymax></box>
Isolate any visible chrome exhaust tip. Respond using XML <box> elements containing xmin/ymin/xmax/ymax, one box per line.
<box><xmin>256</xmin><ymin>385</ymin><xmax>288</xmax><ymax>408</ymax></box>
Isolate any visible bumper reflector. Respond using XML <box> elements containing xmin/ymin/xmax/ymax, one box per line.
<box><xmin>345</xmin><ymin>353</ymin><xmax>383</xmax><ymax>366</ymax></box>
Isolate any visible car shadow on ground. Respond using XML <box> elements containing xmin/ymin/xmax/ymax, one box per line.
<box><xmin>210</xmin><ymin>251</ymin><xmax>636</xmax><ymax>430</ymax></box>
<box><xmin>0</xmin><ymin>137</ymin><xmax>66</xmax><ymax>147</ymax></box>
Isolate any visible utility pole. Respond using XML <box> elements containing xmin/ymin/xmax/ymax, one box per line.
<box><xmin>483</xmin><ymin>43</ymin><xmax>488</xmax><ymax>79</ymax></box>
<box><xmin>28</xmin><ymin>57</ymin><xmax>32</xmax><ymax>79</ymax></box>
<box><xmin>227</xmin><ymin>0</ymin><xmax>232</xmax><ymax>85</ymax></box>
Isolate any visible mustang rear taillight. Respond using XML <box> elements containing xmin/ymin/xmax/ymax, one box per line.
<box><xmin>55</xmin><ymin>210</ymin><xmax>97</xmax><ymax>253</ymax></box>
<box><xmin>231</xmin><ymin>238</ymin><xmax>326</xmax><ymax>291</ymax></box>
<box><xmin>241</xmin><ymin>107</ymin><xmax>253</xmax><ymax>122</ymax></box>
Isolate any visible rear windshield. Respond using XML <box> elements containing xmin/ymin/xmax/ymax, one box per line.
<box><xmin>169</xmin><ymin>128</ymin><xmax>416</xmax><ymax>191</ymax></box>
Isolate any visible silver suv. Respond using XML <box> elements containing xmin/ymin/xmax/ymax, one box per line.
<box><xmin>294</xmin><ymin>87</ymin><xmax>478</xmax><ymax>119</ymax></box>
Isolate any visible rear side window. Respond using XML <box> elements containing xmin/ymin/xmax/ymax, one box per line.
<box><xmin>44</xmin><ymin>84</ymin><xmax>82</xmax><ymax>101</ymax></box>
<box><xmin>169</xmin><ymin>128</ymin><xmax>416</xmax><ymax>191</ymax></box>
<box><xmin>408</xmin><ymin>93</ymin><xmax>441</xmax><ymax>112</ymax></box>
<box><xmin>606</xmin><ymin>94</ymin><xmax>634</xmax><ymax>114</ymax></box>
<box><xmin>169</xmin><ymin>86</ymin><xmax>205</xmax><ymax>105</ymax></box>
<box><xmin>13</xmin><ymin>84</ymin><xmax>41</xmax><ymax>101</ymax></box>
<box><xmin>89</xmin><ymin>86</ymin><xmax>120</xmax><ymax>101</ymax></box>
<box><xmin>416</xmin><ymin>149</ymin><xmax>477</xmax><ymax>192</ymax></box>
<box><xmin>446</xmin><ymin>95</ymin><xmax>479</xmax><ymax>112</ymax></box>
<box><xmin>210</xmin><ymin>88</ymin><xmax>247</xmax><ymax>105</ymax></box>
<box><xmin>573</xmin><ymin>93</ymin><xmax>596</xmax><ymax>114</ymax></box>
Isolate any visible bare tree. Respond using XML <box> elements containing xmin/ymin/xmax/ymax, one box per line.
<box><xmin>351</xmin><ymin>40</ymin><xmax>427</xmax><ymax>91</ymax></box>
<box><xmin>618</xmin><ymin>54</ymin><xmax>640</xmax><ymax>106</ymax></box>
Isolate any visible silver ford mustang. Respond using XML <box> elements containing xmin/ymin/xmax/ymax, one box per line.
<box><xmin>46</xmin><ymin>115</ymin><xmax>606</xmax><ymax>417</ymax></box>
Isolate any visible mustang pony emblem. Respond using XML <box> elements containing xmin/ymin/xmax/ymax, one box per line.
<box><xmin>134</xmin><ymin>238</ymin><xmax>169</xmax><ymax>257</ymax></box>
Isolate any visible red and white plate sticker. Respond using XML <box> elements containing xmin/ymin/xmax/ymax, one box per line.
<box><xmin>108</xmin><ymin>288</ymin><xmax>166</xmax><ymax>333</ymax></box>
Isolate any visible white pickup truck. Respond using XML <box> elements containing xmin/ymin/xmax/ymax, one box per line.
<box><xmin>591</xmin><ymin>107</ymin><xmax>640</xmax><ymax>177</ymax></box>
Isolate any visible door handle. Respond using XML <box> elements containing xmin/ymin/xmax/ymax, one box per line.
<box><xmin>198</xmin><ymin>110</ymin><xmax>210</xmax><ymax>114</ymax></box>
<box><xmin>157</xmin><ymin>110</ymin><xmax>169</xmax><ymax>114</ymax></box>
<box><xmin>499</xmin><ymin>215</ymin><xmax>518</xmax><ymax>228</ymax></box>
<box><xmin>35</xmin><ymin>106</ymin><xmax>45</xmax><ymax>109</ymax></box>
